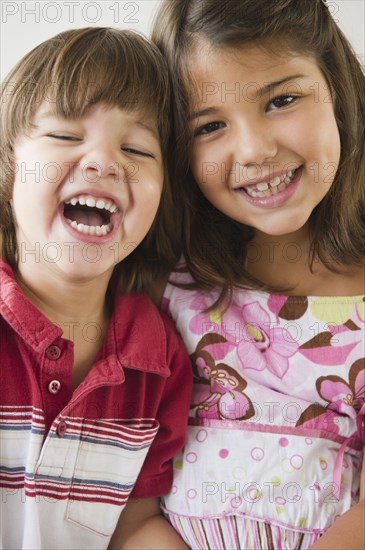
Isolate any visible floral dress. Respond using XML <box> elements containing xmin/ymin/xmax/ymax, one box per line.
<box><xmin>162</xmin><ymin>270</ymin><xmax>365</xmax><ymax>550</ymax></box>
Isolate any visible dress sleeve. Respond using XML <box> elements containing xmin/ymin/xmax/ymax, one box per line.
<box><xmin>130</xmin><ymin>313</ymin><xmax>192</xmax><ymax>498</ymax></box>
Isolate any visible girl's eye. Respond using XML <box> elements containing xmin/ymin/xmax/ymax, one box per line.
<box><xmin>267</xmin><ymin>95</ymin><xmax>298</xmax><ymax>111</ymax></box>
<box><xmin>122</xmin><ymin>147</ymin><xmax>154</xmax><ymax>158</ymax></box>
<box><xmin>195</xmin><ymin>121</ymin><xmax>226</xmax><ymax>136</ymax></box>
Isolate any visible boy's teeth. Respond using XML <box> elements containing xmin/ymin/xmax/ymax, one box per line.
<box><xmin>86</xmin><ymin>197</ymin><xmax>96</xmax><ymax>208</ymax></box>
<box><xmin>68</xmin><ymin>218</ymin><xmax>112</xmax><ymax>236</ymax></box>
<box><xmin>64</xmin><ymin>194</ymin><xmax>118</xmax><ymax>213</ymax></box>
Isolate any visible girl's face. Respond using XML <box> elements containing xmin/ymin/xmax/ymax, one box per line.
<box><xmin>188</xmin><ymin>43</ymin><xmax>341</xmax><ymax>237</ymax></box>
<box><xmin>11</xmin><ymin>102</ymin><xmax>163</xmax><ymax>282</ymax></box>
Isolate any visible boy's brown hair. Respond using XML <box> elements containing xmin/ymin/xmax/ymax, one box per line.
<box><xmin>1</xmin><ymin>27</ymin><xmax>177</xmax><ymax>293</ymax></box>
<box><xmin>152</xmin><ymin>0</ymin><xmax>365</xmax><ymax>303</ymax></box>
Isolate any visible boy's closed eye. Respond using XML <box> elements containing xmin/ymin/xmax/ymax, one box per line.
<box><xmin>122</xmin><ymin>147</ymin><xmax>156</xmax><ymax>159</ymax></box>
<box><xmin>46</xmin><ymin>133</ymin><xmax>156</xmax><ymax>159</ymax></box>
<box><xmin>46</xmin><ymin>133</ymin><xmax>82</xmax><ymax>141</ymax></box>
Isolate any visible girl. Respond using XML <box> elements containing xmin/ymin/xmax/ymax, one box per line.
<box><xmin>152</xmin><ymin>0</ymin><xmax>365</xmax><ymax>548</ymax></box>
<box><xmin>0</xmin><ymin>27</ymin><xmax>191</xmax><ymax>549</ymax></box>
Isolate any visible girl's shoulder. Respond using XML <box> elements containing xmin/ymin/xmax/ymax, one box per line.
<box><xmin>164</xmin><ymin>272</ymin><xmax>365</xmax><ymax>322</ymax></box>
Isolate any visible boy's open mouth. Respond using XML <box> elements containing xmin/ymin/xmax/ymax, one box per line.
<box><xmin>63</xmin><ymin>194</ymin><xmax>119</xmax><ymax>236</ymax></box>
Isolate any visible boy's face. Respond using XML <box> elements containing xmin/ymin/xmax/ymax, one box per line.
<box><xmin>11</xmin><ymin>103</ymin><xmax>163</xmax><ymax>282</ymax></box>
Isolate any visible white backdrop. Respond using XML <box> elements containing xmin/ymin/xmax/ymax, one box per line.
<box><xmin>1</xmin><ymin>0</ymin><xmax>364</xmax><ymax>80</ymax></box>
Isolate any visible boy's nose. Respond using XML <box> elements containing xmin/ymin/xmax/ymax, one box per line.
<box><xmin>83</xmin><ymin>160</ymin><xmax>118</xmax><ymax>180</ymax></box>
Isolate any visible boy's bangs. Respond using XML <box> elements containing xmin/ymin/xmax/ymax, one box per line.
<box><xmin>42</xmin><ymin>29</ymin><xmax>164</xmax><ymax>120</ymax></box>
<box><xmin>48</xmin><ymin>32</ymin><xmax>163</xmax><ymax>119</ymax></box>
<box><xmin>2</xmin><ymin>28</ymin><xmax>168</xmax><ymax>138</ymax></box>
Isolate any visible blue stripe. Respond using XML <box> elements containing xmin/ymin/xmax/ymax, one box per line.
<box><xmin>0</xmin><ymin>465</ymin><xmax>25</xmax><ymax>472</ymax></box>
<box><xmin>0</xmin><ymin>425</ymin><xmax>44</xmax><ymax>435</ymax></box>
<box><xmin>48</xmin><ymin>432</ymin><xmax>152</xmax><ymax>451</ymax></box>
<box><xmin>30</xmin><ymin>473</ymin><xmax>133</xmax><ymax>490</ymax></box>
<box><xmin>0</xmin><ymin>425</ymin><xmax>32</xmax><ymax>431</ymax></box>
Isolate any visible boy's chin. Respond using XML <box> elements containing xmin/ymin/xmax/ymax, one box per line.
<box><xmin>39</xmin><ymin>258</ymin><xmax>115</xmax><ymax>287</ymax></box>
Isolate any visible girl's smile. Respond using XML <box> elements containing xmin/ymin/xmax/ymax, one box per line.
<box><xmin>188</xmin><ymin>44</ymin><xmax>341</xmax><ymax>237</ymax></box>
<box><xmin>233</xmin><ymin>166</ymin><xmax>302</xmax><ymax>208</ymax></box>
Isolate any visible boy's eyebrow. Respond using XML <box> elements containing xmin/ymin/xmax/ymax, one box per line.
<box><xmin>37</xmin><ymin>111</ymin><xmax>160</xmax><ymax>140</ymax></box>
<box><xmin>35</xmin><ymin>110</ymin><xmax>159</xmax><ymax>139</ymax></box>
<box><xmin>134</xmin><ymin>120</ymin><xmax>159</xmax><ymax>139</ymax></box>
<box><xmin>190</xmin><ymin>74</ymin><xmax>307</xmax><ymax>120</ymax></box>
<box><xmin>36</xmin><ymin>110</ymin><xmax>57</xmax><ymax>122</ymax></box>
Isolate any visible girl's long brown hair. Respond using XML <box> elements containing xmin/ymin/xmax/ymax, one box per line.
<box><xmin>152</xmin><ymin>0</ymin><xmax>365</xmax><ymax>305</ymax></box>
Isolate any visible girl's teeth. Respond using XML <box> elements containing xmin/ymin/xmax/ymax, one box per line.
<box><xmin>244</xmin><ymin>169</ymin><xmax>296</xmax><ymax>197</ymax></box>
<box><xmin>256</xmin><ymin>182</ymin><xmax>269</xmax><ymax>191</ymax></box>
<box><xmin>78</xmin><ymin>197</ymin><xmax>86</xmax><ymax>205</ymax></box>
<box><xmin>70</xmin><ymin>197</ymin><xmax>78</xmax><ymax>206</ymax></box>
<box><xmin>67</xmin><ymin>218</ymin><xmax>111</xmax><ymax>236</ymax></box>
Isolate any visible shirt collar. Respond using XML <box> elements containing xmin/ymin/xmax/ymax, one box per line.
<box><xmin>0</xmin><ymin>260</ymin><xmax>170</xmax><ymax>377</ymax></box>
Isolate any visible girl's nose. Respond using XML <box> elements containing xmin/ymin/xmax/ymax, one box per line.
<box><xmin>233</xmin><ymin>119</ymin><xmax>278</xmax><ymax>168</ymax></box>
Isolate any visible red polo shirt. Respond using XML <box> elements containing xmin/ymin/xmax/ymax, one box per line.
<box><xmin>0</xmin><ymin>260</ymin><xmax>192</xmax><ymax>548</ymax></box>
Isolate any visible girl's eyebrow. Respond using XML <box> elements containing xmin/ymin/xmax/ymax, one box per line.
<box><xmin>190</xmin><ymin>74</ymin><xmax>307</xmax><ymax>120</ymax></box>
<box><xmin>260</xmin><ymin>74</ymin><xmax>308</xmax><ymax>95</ymax></box>
<box><xmin>190</xmin><ymin>107</ymin><xmax>218</xmax><ymax>121</ymax></box>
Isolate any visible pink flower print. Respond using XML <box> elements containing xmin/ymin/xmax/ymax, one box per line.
<box><xmin>193</xmin><ymin>358</ymin><xmax>254</xmax><ymax>420</ymax></box>
<box><xmin>299</xmin><ymin>324</ymin><xmax>360</xmax><ymax>366</ymax></box>
<box><xmin>317</xmin><ymin>359</ymin><xmax>365</xmax><ymax>419</ymax></box>
<box><xmin>188</xmin><ymin>294</ymin><xmax>244</xmax><ymax>344</ymax></box>
<box><xmin>191</xmin><ymin>335</ymin><xmax>254</xmax><ymax>421</ymax></box>
<box><xmin>296</xmin><ymin>404</ymin><xmax>340</xmax><ymax>435</ymax></box>
<box><xmin>236</xmin><ymin>301</ymin><xmax>298</xmax><ymax>379</ymax></box>
<box><xmin>268</xmin><ymin>294</ymin><xmax>308</xmax><ymax>322</ymax></box>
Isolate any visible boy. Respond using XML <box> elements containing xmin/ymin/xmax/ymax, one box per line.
<box><xmin>0</xmin><ymin>27</ymin><xmax>190</xmax><ymax>549</ymax></box>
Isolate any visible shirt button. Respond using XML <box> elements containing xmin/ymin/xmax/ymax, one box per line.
<box><xmin>48</xmin><ymin>380</ymin><xmax>61</xmax><ymax>394</ymax></box>
<box><xmin>57</xmin><ymin>420</ymin><xmax>67</xmax><ymax>437</ymax></box>
<box><xmin>45</xmin><ymin>345</ymin><xmax>62</xmax><ymax>360</ymax></box>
